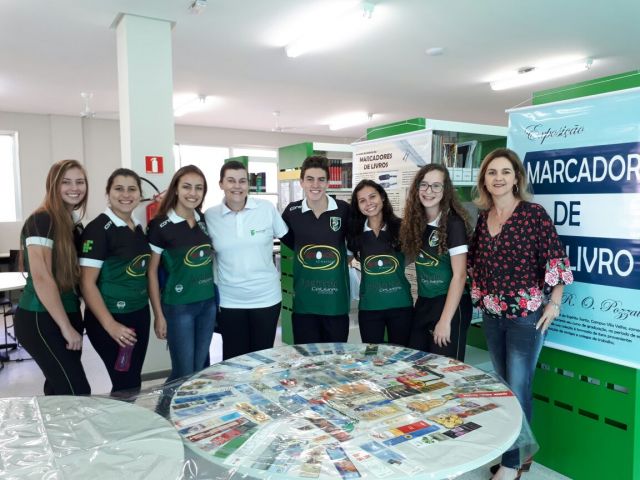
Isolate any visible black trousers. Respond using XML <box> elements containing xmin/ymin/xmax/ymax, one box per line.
<box><xmin>358</xmin><ymin>306</ymin><xmax>413</xmax><ymax>346</ymax></box>
<box><xmin>219</xmin><ymin>302</ymin><xmax>281</xmax><ymax>360</ymax></box>
<box><xmin>14</xmin><ymin>307</ymin><xmax>91</xmax><ymax>395</ymax></box>
<box><xmin>85</xmin><ymin>305</ymin><xmax>150</xmax><ymax>395</ymax></box>
<box><xmin>292</xmin><ymin>312</ymin><xmax>350</xmax><ymax>344</ymax></box>
<box><xmin>409</xmin><ymin>294</ymin><xmax>472</xmax><ymax>361</ymax></box>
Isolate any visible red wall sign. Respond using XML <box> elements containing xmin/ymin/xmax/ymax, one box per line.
<box><xmin>145</xmin><ymin>156</ymin><xmax>164</xmax><ymax>174</ymax></box>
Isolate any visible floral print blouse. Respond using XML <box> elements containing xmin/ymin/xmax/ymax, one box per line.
<box><xmin>468</xmin><ymin>201</ymin><xmax>573</xmax><ymax>319</ymax></box>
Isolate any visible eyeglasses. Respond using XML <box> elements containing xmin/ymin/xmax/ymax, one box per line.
<box><xmin>418</xmin><ymin>182</ymin><xmax>443</xmax><ymax>193</ymax></box>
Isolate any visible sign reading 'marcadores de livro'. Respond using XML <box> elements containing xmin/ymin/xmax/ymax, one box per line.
<box><xmin>508</xmin><ymin>87</ymin><xmax>640</xmax><ymax>368</ymax></box>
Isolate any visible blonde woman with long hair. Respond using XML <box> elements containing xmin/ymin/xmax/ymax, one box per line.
<box><xmin>14</xmin><ymin>159</ymin><xmax>91</xmax><ymax>395</ymax></box>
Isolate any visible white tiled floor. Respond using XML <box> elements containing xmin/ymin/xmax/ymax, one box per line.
<box><xmin>0</xmin><ymin>318</ymin><xmax>571</xmax><ymax>479</ymax></box>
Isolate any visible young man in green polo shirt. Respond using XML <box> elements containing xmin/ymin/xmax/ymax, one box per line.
<box><xmin>281</xmin><ymin>156</ymin><xmax>351</xmax><ymax>344</ymax></box>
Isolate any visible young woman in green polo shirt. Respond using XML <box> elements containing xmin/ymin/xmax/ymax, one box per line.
<box><xmin>147</xmin><ymin>165</ymin><xmax>216</xmax><ymax>380</ymax></box>
<box><xmin>346</xmin><ymin>180</ymin><xmax>413</xmax><ymax>346</ymax></box>
<box><xmin>401</xmin><ymin>164</ymin><xmax>473</xmax><ymax>361</ymax></box>
<box><xmin>14</xmin><ymin>159</ymin><xmax>91</xmax><ymax>395</ymax></box>
<box><xmin>80</xmin><ymin>168</ymin><xmax>151</xmax><ymax>394</ymax></box>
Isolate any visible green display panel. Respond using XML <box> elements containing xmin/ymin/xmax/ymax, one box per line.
<box><xmin>533</xmin><ymin>70</ymin><xmax>640</xmax><ymax>105</ymax></box>
<box><xmin>366</xmin><ymin>118</ymin><xmax>426</xmax><ymax>140</ymax></box>
<box><xmin>278</xmin><ymin>143</ymin><xmax>313</xmax><ymax>170</ymax></box>
<box><xmin>224</xmin><ymin>155</ymin><xmax>248</xmax><ymax>168</ymax></box>
<box><xmin>279</xmin><ymin>244</ymin><xmax>295</xmax><ymax>345</ymax></box>
<box><xmin>532</xmin><ymin>347</ymin><xmax>640</xmax><ymax>479</ymax></box>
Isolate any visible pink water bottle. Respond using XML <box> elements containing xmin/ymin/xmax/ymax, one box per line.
<box><xmin>114</xmin><ymin>328</ymin><xmax>135</xmax><ymax>372</ymax></box>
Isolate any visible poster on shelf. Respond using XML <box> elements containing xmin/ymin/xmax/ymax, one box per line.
<box><xmin>352</xmin><ymin>132</ymin><xmax>431</xmax><ymax>216</ymax></box>
<box><xmin>508</xmin><ymin>87</ymin><xmax>640</xmax><ymax>368</ymax></box>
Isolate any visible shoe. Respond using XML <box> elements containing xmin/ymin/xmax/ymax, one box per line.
<box><xmin>490</xmin><ymin>459</ymin><xmax>532</xmax><ymax>477</ymax></box>
<box><xmin>489</xmin><ymin>466</ymin><xmax>522</xmax><ymax>480</ymax></box>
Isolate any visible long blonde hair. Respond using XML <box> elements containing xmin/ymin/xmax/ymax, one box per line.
<box><xmin>36</xmin><ymin>159</ymin><xmax>88</xmax><ymax>291</ymax></box>
<box><xmin>473</xmin><ymin>148</ymin><xmax>532</xmax><ymax>210</ymax></box>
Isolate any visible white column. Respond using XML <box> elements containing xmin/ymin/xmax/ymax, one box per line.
<box><xmin>113</xmin><ymin>14</ymin><xmax>176</xmax><ymax>376</ymax></box>
<box><xmin>114</xmin><ymin>13</ymin><xmax>175</xmax><ymax>190</ymax></box>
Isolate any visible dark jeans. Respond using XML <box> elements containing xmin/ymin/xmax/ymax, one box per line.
<box><xmin>14</xmin><ymin>308</ymin><xmax>91</xmax><ymax>395</ymax></box>
<box><xmin>358</xmin><ymin>306</ymin><xmax>413</xmax><ymax>346</ymax></box>
<box><xmin>409</xmin><ymin>294</ymin><xmax>472</xmax><ymax>361</ymax></box>
<box><xmin>292</xmin><ymin>313</ymin><xmax>349</xmax><ymax>344</ymax></box>
<box><xmin>483</xmin><ymin>309</ymin><xmax>545</xmax><ymax>468</ymax></box>
<box><xmin>219</xmin><ymin>303</ymin><xmax>280</xmax><ymax>360</ymax></box>
<box><xmin>163</xmin><ymin>297</ymin><xmax>216</xmax><ymax>381</ymax></box>
<box><xmin>85</xmin><ymin>305</ymin><xmax>150</xmax><ymax>395</ymax></box>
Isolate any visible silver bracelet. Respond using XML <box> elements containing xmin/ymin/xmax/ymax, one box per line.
<box><xmin>549</xmin><ymin>300</ymin><xmax>560</xmax><ymax>312</ymax></box>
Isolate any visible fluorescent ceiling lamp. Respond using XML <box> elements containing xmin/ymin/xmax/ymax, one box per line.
<box><xmin>285</xmin><ymin>1</ymin><xmax>375</xmax><ymax>58</ymax></box>
<box><xmin>173</xmin><ymin>95</ymin><xmax>210</xmax><ymax>117</ymax></box>
<box><xmin>329</xmin><ymin>112</ymin><xmax>373</xmax><ymax>131</ymax></box>
<box><xmin>490</xmin><ymin>58</ymin><xmax>593</xmax><ymax>91</ymax></box>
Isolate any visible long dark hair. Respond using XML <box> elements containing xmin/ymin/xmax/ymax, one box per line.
<box><xmin>155</xmin><ymin>165</ymin><xmax>208</xmax><ymax>218</ymax></box>
<box><xmin>347</xmin><ymin>180</ymin><xmax>401</xmax><ymax>261</ymax></box>
<box><xmin>401</xmin><ymin>164</ymin><xmax>471</xmax><ymax>258</ymax></box>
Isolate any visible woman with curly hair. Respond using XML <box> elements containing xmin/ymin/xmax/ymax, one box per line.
<box><xmin>401</xmin><ymin>164</ymin><xmax>472</xmax><ymax>360</ymax></box>
<box><xmin>347</xmin><ymin>180</ymin><xmax>413</xmax><ymax>346</ymax></box>
<box><xmin>468</xmin><ymin>148</ymin><xmax>572</xmax><ymax>480</ymax></box>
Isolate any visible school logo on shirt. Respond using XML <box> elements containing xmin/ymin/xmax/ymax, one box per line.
<box><xmin>175</xmin><ymin>284</ymin><xmax>184</xmax><ymax>293</ymax></box>
<box><xmin>184</xmin><ymin>244</ymin><xmax>213</xmax><ymax>267</ymax></box>
<box><xmin>82</xmin><ymin>240</ymin><xmax>93</xmax><ymax>253</ymax></box>
<box><xmin>415</xmin><ymin>249</ymin><xmax>439</xmax><ymax>267</ymax></box>
<box><xmin>126</xmin><ymin>253</ymin><xmax>151</xmax><ymax>277</ymax></box>
<box><xmin>330</xmin><ymin>217</ymin><xmax>342</xmax><ymax>232</ymax></box>
<box><xmin>298</xmin><ymin>244</ymin><xmax>340</xmax><ymax>270</ymax></box>
<box><xmin>363</xmin><ymin>255</ymin><xmax>399</xmax><ymax>275</ymax></box>
<box><xmin>428</xmin><ymin>230</ymin><xmax>440</xmax><ymax>247</ymax></box>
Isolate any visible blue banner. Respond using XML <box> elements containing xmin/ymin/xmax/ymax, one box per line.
<box><xmin>508</xmin><ymin>87</ymin><xmax>640</xmax><ymax>368</ymax></box>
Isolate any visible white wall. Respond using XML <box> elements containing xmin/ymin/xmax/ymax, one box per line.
<box><xmin>1</xmin><ymin>111</ymin><xmax>353</xmax><ymax>374</ymax></box>
<box><xmin>1</xmin><ymin>111</ymin><xmax>351</xmax><ymax>251</ymax></box>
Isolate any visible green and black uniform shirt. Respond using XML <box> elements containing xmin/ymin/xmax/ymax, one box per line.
<box><xmin>147</xmin><ymin>209</ymin><xmax>215</xmax><ymax>305</ymax></box>
<box><xmin>18</xmin><ymin>211</ymin><xmax>82</xmax><ymax>313</ymax></box>
<box><xmin>79</xmin><ymin>208</ymin><xmax>151</xmax><ymax>313</ymax></box>
<box><xmin>281</xmin><ymin>196</ymin><xmax>350</xmax><ymax>316</ymax></box>
<box><xmin>415</xmin><ymin>213</ymin><xmax>468</xmax><ymax>298</ymax></box>
<box><xmin>358</xmin><ymin>221</ymin><xmax>413</xmax><ymax>311</ymax></box>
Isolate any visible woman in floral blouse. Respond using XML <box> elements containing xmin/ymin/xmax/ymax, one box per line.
<box><xmin>468</xmin><ymin>148</ymin><xmax>573</xmax><ymax>480</ymax></box>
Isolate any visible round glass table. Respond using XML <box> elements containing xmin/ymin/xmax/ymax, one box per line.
<box><xmin>170</xmin><ymin>343</ymin><xmax>522</xmax><ymax>479</ymax></box>
<box><xmin>0</xmin><ymin>395</ymin><xmax>185</xmax><ymax>479</ymax></box>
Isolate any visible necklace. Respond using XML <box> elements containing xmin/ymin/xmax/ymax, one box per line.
<box><xmin>489</xmin><ymin>224</ymin><xmax>503</xmax><ymax>251</ymax></box>
<box><xmin>488</xmin><ymin>201</ymin><xmax>517</xmax><ymax>252</ymax></box>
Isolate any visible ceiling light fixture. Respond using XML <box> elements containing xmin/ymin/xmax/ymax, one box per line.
<box><xmin>188</xmin><ymin>0</ymin><xmax>208</xmax><ymax>14</ymax></box>
<box><xmin>489</xmin><ymin>58</ymin><xmax>594</xmax><ymax>91</ymax></box>
<box><xmin>328</xmin><ymin>112</ymin><xmax>374</xmax><ymax>131</ymax></box>
<box><xmin>285</xmin><ymin>1</ymin><xmax>376</xmax><ymax>58</ymax></box>
<box><xmin>173</xmin><ymin>95</ymin><xmax>210</xmax><ymax>117</ymax></box>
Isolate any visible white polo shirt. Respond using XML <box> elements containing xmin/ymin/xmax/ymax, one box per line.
<box><xmin>205</xmin><ymin>197</ymin><xmax>288</xmax><ymax>308</ymax></box>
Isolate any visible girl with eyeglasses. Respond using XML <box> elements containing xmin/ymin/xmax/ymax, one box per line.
<box><xmin>401</xmin><ymin>164</ymin><xmax>473</xmax><ymax>360</ymax></box>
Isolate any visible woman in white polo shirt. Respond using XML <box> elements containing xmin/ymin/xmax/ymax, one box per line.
<box><xmin>205</xmin><ymin>161</ymin><xmax>288</xmax><ymax>360</ymax></box>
